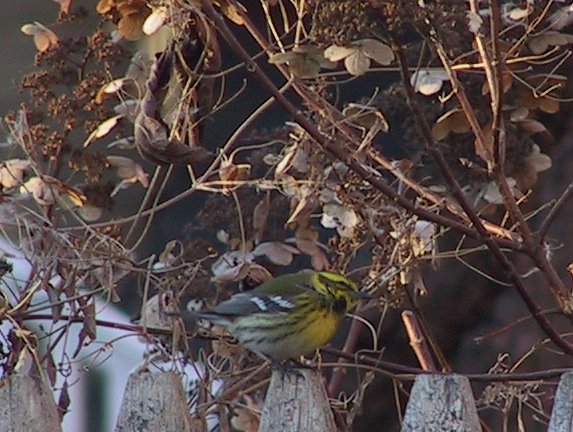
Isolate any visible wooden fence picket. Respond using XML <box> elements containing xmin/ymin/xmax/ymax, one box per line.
<box><xmin>114</xmin><ymin>370</ymin><xmax>192</xmax><ymax>432</ymax></box>
<box><xmin>548</xmin><ymin>371</ymin><xmax>573</xmax><ymax>432</ymax></box>
<box><xmin>6</xmin><ymin>369</ymin><xmax>573</xmax><ymax>431</ymax></box>
<box><xmin>401</xmin><ymin>374</ymin><xmax>482</xmax><ymax>432</ymax></box>
<box><xmin>259</xmin><ymin>369</ymin><xmax>337</xmax><ymax>432</ymax></box>
<box><xmin>0</xmin><ymin>374</ymin><xmax>61</xmax><ymax>432</ymax></box>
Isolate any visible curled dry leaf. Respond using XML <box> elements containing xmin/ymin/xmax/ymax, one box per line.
<box><xmin>0</xmin><ymin>159</ymin><xmax>31</xmax><ymax>188</ymax></box>
<box><xmin>515</xmin><ymin>144</ymin><xmax>552</xmax><ymax>190</ymax></box>
<box><xmin>481</xmin><ymin>178</ymin><xmax>517</xmax><ymax>205</ymax></box>
<box><xmin>410</xmin><ymin>69</ymin><xmax>449</xmax><ymax>95</ymax></box>
<box><xmin>20</xmin><ymin>177</ymin><xmax>56</xmax><ymax>206</ymax></box>
<box><xmin>275</xmin><ymin>145</ymin><xmax>309</xmax><ymax>177</ymax></box>
<box><xmin>115</xmin><ymin>0</ymin><xmax>151</xmax><ymax>41</ymax></box>
<box><xmin>411</xmin><ymin>220</ymin><xmax>436</xmax><ymax>256</ymax></box>
<box><xmin>431</xmin><ymin>109</ymin><xmax>471</xmax><ymax>141</ymax></box>
<box><xmin>53</xmin><ymin>0</ymin><xmax>72</xmax><ymax>15</ymax></box>
<box><xmin>143</xmin><ymin>6</ymin><xmax>168</xmax><ymax>35</ymax></box>
<box><xmin>107</xmin><ymin>156</ymin><xmax>149</xmax><ymax>191</ymax></box>
<box><xmin>286</xmin><ymin>187</ymin><xmax>319</xmax><ymax>226</ymax></box>
<box><xmin>292</xmin><ymin>228</ymin><xmax>329</xmax><ymax>270</ymax></box>
<box><xmin>321</xmin><ymin>203</ymin><xmax>360</xmax><ymax>238</ymax></box>
<box><xmin>84</xmin><ymin>115</ymin><xmax>124</xmax><ymax>147</ymax></box>
<box><xmin>549</xmin><ymin>4</ymin><xmax>573</xmax><ymax>30</ymax></box>
<box><xmin>528</xmin><ymin>31</ymin><xmax>573</xmax><ymax>55</ymax></box>
<box><xmin>211</xmin><ymin>251</ymin><xmax>255</xmax><ymax>284</ymax></box>
<box><xmin>510</xmin><ymin>108</ymin><xmax>550</xmax><ymax>137</ymax></box>
<box><xmin>77</xmin><ymin>204</ymin><xmax>103</xmax><ymax>222</ymax></box>
<box><xmin>342</xmin><ymin>103</ymin><xmax>389</xmax><ymax>132</ymax></box>
<box><xmin>252</xmin><ymin>241</ymin><xmax>300</xmax><ymax>266</ymax></box>
<box><xmin>252</xmin><ymin>193</ymin><xmax>270</xmax><ymax>244</ymax></box>
<box><xmin>21</xmin><ymin>22</ymin><xmax>59</xmax><ymax>52</ymax></box>
<box><xmin>466</xmin><ymin>10</ymin><xmax>483</xmax><ymax>34</ymax></box>
<box><xmin>295</xmin><ymin>238</ymin><xmax>329</xmax><ymax>271</ymax></box>
<box><xmin>324</xmin><ymin>39</ymin><xmax>394</xmax><ymax>76</ymax></box>
<box><xmin>95</xmin><ymin>78</ymin><xmax>128</xmax><ymax>104</ymax></box>
<box><xmin>220</xmin><ymin>0</ymin><xmax>247</xmax><ymax>25</ymax></box>
<box><xmin>516</xmin><ymin>74</ymin><xmax>564</xmax><ymax>114</ymax></box>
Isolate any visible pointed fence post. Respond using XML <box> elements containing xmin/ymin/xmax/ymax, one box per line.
<box><xmin>548</xmin><ymin>372</ymin><xmax>573</xmax><ymax>432</ymax></box>
<box><xmin>0</xmin><ymin>374</ymin><xmax>61</xmax><ymax>432</ymax></box>
<box><xmin>259</xmin><ymin>369</ymin><xmax>337</xmax><ymax>432</ymax></box>
<box><xmin>401</xmin><ymin>374</ymin><xmax>481</xmax><ymax>432</ymax></box>
<box><xmin>114</xmin><ymin>370</ymin><xmax>192</xmax><ymax>432</ymax></box>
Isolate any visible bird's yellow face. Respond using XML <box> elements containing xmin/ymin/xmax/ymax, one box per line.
<box><xmin>312</xmin><ymin>271</ymin><xmax>370</xmax><ymax>314</ymax></box>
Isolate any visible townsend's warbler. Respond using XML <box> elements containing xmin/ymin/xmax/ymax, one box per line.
<box><xmin>197</xmin><ymin>271</ymin><xmax>371</xmax><ymax>361</ymax></box>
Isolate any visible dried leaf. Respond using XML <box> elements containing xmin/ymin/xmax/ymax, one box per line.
<box><xmin>324</xmin><ymin>45</ymin><xmax>356</xmax><ymax>62</ymax></box>
<box><xmin>96</xmin><ymin>78</ymin><xmax>128</xmax><ymax>104</ymax></box>
<box><xmin>219</xmin><ymin>158</ymin><xmax>251</xmax><ymax>183</ymax></box>
<box><xmin>107</xmin><ymin>155</ymin><xmax>149</xmax><ymax>187</ymax></box>
<box><xmin>269</xmin><ymin>45</ymin><xmax>335</xmax><ymax>78</ymax></box>
<box><xmin>77</xmin><ymin>204</ymin><xmax>103</xmax><ymax>222</ymax></box>
<box><xmin>211</xmin><ymin>251</ymin><xmax>255</xmax><ymax>284</ymax></box>
<box><xmin>529</xmin><ymin>31</ymin><xmax>573</xmax><ymax>55</ymax></box>
<box><xmin>412</xmin><ymin>220</ymin><xmax>436</xmax><ymax>256</ymax></box>
<box><xmin>53</xmin><ymin>0</ymin><xmax>72</xmax><ymax>15</ymax></box>
<box><xmin>253</xmin><ymin>193</ymin><xmax>270</xmax><ymax>244</ymax></box>
<box><xmin>82</xmin><ymin>301</ymin><xmax>97</xmax><ymax>341</ymax></box>
<box><xmin>252</xmin><ymin>241</ymin><xmax>299</xmax><ymax>266</ymax></box>
<box><xmin>286</xmin><ymin>189</ymin><xmax>318</xmax><ymax>226</ymax></box>
<box><xmin>344</xmin><ymin>51</ymin><xmax>371</xmax><ymax>76</ymax></box>
<box><xmin>0</xmin><ymin>159</ymin><xmax>31</xmax><ymax>188</ymax></box>
<box><xmin>466</xmin><ymin>10</ymin><xmax>483</xmax><ymax>34</ymax></box>
<box><xmin>342</xmin><ymin>103</ymin><xmax>389</xmax><ymax>132</ymax></box>
<box><xmin>118</xmin><ymin>13</ymin><xmax>147</xmax><ymax>41</ymax></box>
<box><xmin>45</xmin><ymin>350</ymin><xmax>57</xmax><ymax>385</ymax></box>
<box><xmin>58</xmin><ymin>381</ymin><xmax>71</xmax><ymax>416</ymax></box>
<box><xmin>324</xmin><ymin>39</ymin><xmax>394</xmax><ymax>76</ymax></box>
<box><xmin>482</xmin><ymin>178</ymin><xmax>517</xmax><ymax>204</ymax></box>
<box><xmin>143</xmin><ymin>6</ymin><xmax>168</xmax><ymax>35</ymax></box>
<box><xmin>20</xmin><ymin>177</ymin><xmax>56</xmax><ymax>205</ymax></box>
<box><xmin>21</xmin><ymin>22</ymin><xmax>59</xmax><ymax>52</ymax></box>
<box><xmin>360</xmin><ymin>39</ymin><xmax>394</xmax><ymax>66</ymax></box>
<box><xmin>84</xmin><ymin>115</ymin><xmax>123</xmax><ymax>147</ymax></box>
<box><xmin>410</xmin><ymin>69</ymin><xmax>449</xmax><ymax>95</ymax></box>
<box><xmin>549</xmin><ymin>4</ymin><xmax>573</xmax><ymax>30</ymax></box>
<box><xmin>220</xmin><ymin>0</ymin><xmax>247</xmax><ymax>25</ymax></box>
<box><xmin>432</xmin><ymin>109</ymin><xmax>471</xmax><ymax>140</ymax></box>
<box><xmin>294</xmin><ymin>237</ymin><xmax>329</xmax><ymax>271</ymax></box>
<box><xmin>321</xmin><ymin>203</ymin><xmax>360</xmax><ymax>238</ymax></box>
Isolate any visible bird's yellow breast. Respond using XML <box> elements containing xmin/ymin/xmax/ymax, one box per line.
<box><xmin>298</xmin><ymin>310</ymin><xmax>340</xmax><ymax>353</ymax></box>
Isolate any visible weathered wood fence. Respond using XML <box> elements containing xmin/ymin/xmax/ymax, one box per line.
<box><xmin>2</xmin><ymin>370</ymin><xmax>573</xmax><ymax>431</ymax></box>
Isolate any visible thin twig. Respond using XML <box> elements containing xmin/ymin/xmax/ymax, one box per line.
<box><xmin>539</xmin><ymin>181</ymin><xmax>573</xmax><ymax>241</ymax></box>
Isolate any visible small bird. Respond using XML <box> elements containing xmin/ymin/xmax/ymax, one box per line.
<box><xmin>197</xmin><ymin>271</ymin><xmax>371</xmax><ymax>361</ymax></box>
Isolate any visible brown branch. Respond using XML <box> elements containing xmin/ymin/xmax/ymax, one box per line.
<box><xmin>327</xmin><ymin>302</ymin><xmax>368</xmax><ymax>399</ymax></box>
<box><xmin>401</xmin><ymin>310</ymin><xmax>437</xmax><ymax>372</ymax></box>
